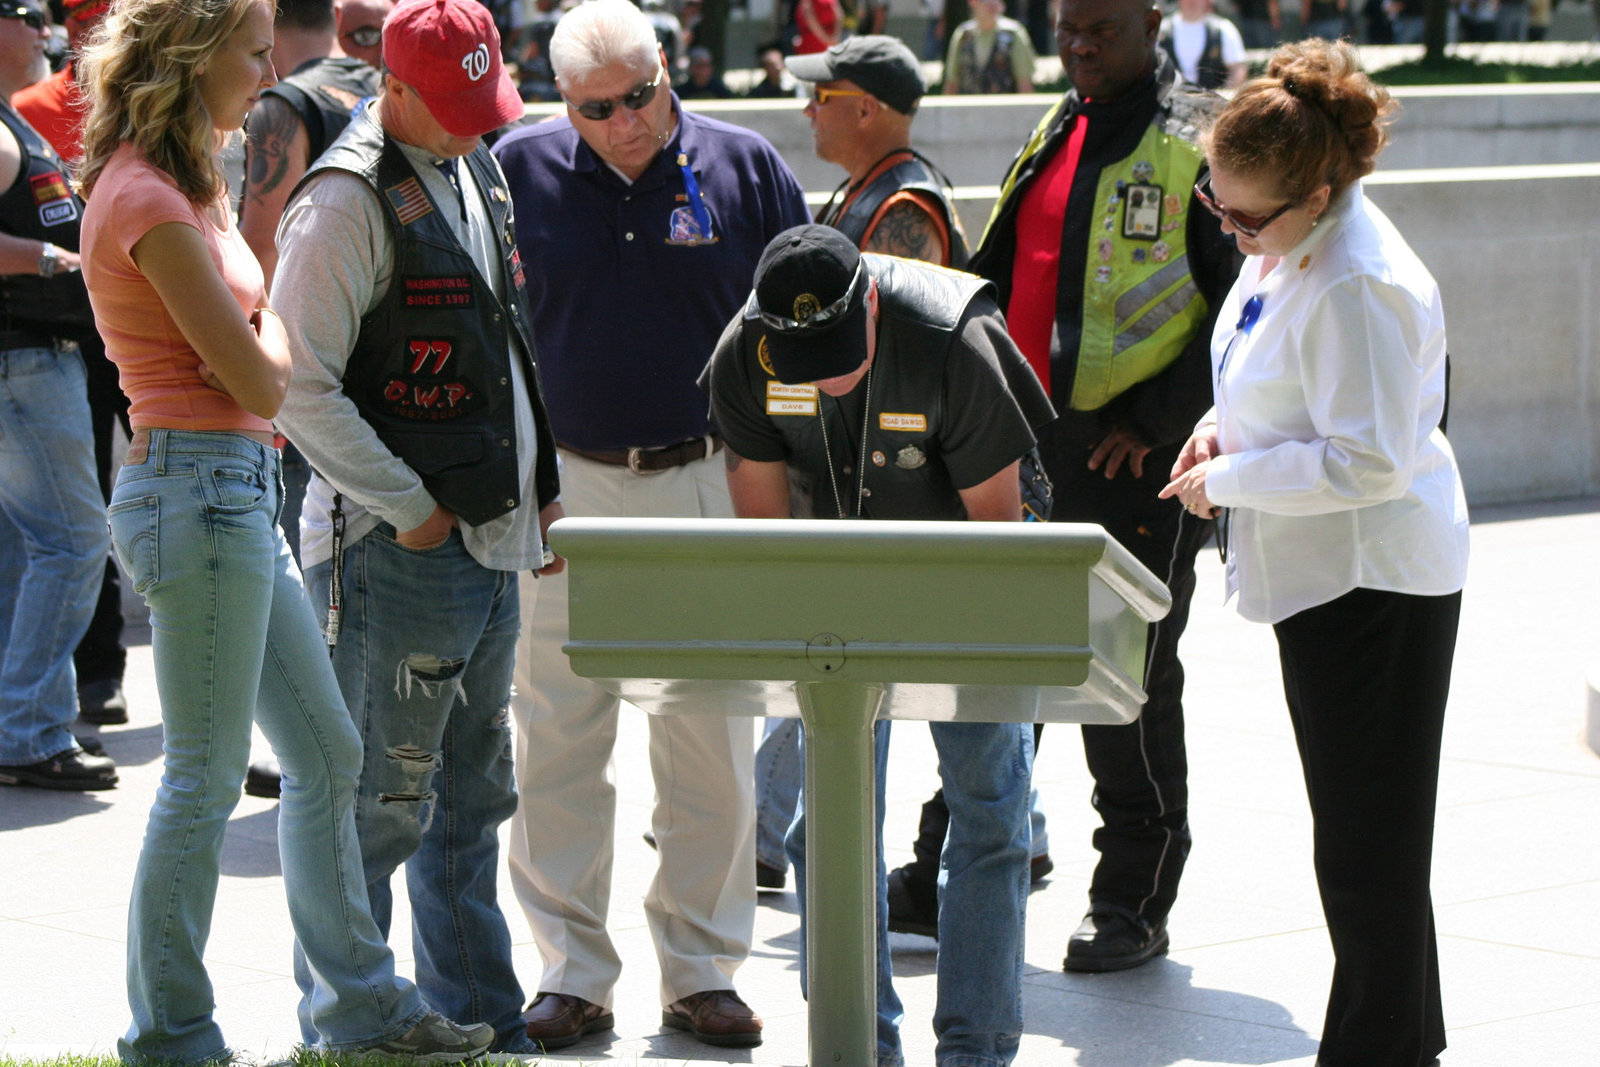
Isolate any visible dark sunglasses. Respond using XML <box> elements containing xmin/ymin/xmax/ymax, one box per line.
<box><xmin>564</xmin><ymin>68</ymin><xmax>663</xmax><ymax>121</ymax></box>
<box><xmin>0</xmin><ymin>6</ymin><xmax>47</xmax><ymax>30</ymax></box>
<box><xmin>342</xmin><ymin>25</ymin><xmax>382</xmax><ymax>48</ymax></box>
<box><xmin>1193</xmin><ymin>177</ymin><xmax>1296</xmax><ymax>238</ymax></box>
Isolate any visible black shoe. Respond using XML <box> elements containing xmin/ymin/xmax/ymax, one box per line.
<box><xmin>0</xmin><ymin>748</ymin><xmax>118</xmax><ymax>790</ymax></box>
<box><xmin>1030</xmin><ymin>853</ymin><xmax>1054</xmax><ymax>883</ymax></box>
<box><xmin>885</xmin><ymin>865</ymin><xmax>939</xmax><ymax>939</ymax></box>
<box><xmin>1063</xmin><ymin>905</ymin><xmax>1169</xmax><ymax>973</ymax></box>
<box><xmin>73</xmin><ymin>733</ymin><xmax>106</xmax><ymax>757</ymax></box>
<box><xmin>756</xmin><ymin>860</ymin><xmax>786</xmax><ymax>891</ymax></box>
<box><xmin>78</xmin><ymin>678</ymin><xmax>128</xmax><ymax>725</ymax></box>
<box><xmin>244</xmin><ymin>759</ymin><xmax>281</xmax><ymax>800</ymax></box>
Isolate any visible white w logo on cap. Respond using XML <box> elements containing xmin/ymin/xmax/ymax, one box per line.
<box><xmin>461</xmin><ymin>43</ymin><xmax>491</xmax><ymax>82</ymax></box>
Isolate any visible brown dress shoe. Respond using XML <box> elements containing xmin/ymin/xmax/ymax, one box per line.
<box><xmin>661</xmin><ymin>988</ymin><xmax>763</xmax><ymax>1047</ymax></box>
<box><xmin>521</xmin><ymin>991</ymin><xmax>613</xmax><ymax>1051</ymax></box>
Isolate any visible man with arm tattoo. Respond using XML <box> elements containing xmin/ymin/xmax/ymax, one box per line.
<box><xmin>238</xmin><ymin>0</ymin><xmax>389</xmax><ymax>800</ymax></box>
<box><xmin>240</xmin><ymin>0</ymin><xmax>388</xmax><ymax>287</ymax></box>
<box><xmin>787</xmin><ymin>35</ymin><xmax>968</xmax><ymax>268</ymax></box>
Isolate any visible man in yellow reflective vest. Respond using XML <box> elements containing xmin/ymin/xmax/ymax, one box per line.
<box><xmin>885</xmin><ymin>0</ymin><xmax>1242</xmax><ymax>974</ymax></box>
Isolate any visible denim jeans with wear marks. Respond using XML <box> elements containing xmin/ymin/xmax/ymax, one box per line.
<box><xmin>301</xmin><ymin>524</ymin><xmax>530</xmax><ymax>1051</ymax></box>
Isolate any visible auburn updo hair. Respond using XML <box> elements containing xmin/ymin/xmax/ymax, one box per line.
<box><xmin>1202</xmin><ymin>38</ymin><xmax>1397</xmax><ymax>203</ymax></box>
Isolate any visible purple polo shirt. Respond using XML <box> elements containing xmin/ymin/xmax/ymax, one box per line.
<box><xmin>493</xmin><ymin>99</ymin><xmax>810</xmax><ymax>451</ymax></box>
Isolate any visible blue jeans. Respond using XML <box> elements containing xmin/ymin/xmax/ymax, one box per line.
<box><xmin>302</xmin><ymin>525</ymin><xmax>530</xmax><ymax>1052</ymax></box>
<box><xmin>108</xmin><ymin>430</ymin><xmax>424</xmax><ymax>1063</ymax></box>
<box><xmin>0</xmin><ymin>345</ymin><xmax>106</xmax><ymax>764</ymax></box>
<box><xmin>760</xmin><ymin>718</ymin><xmax>1048</xmax><ymax>873</ymax></box>
<box><xmin>754</xmin><ymin>717</ymin><xmax>802</xmax><ymax>871</ymax></box>
<box><xmin>790</xmin><ymin>719</ymin><xmax>1032</xmax><ymax>1067</ymax></box>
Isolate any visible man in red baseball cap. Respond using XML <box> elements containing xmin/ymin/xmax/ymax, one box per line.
<box><xmin>270</xmin><ymin>0</ymin><xmax>561</xmax><ymax>1055</ymax></box>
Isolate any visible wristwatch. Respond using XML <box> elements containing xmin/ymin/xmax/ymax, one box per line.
<box><xmin>38</xmin><ymin>241</ymin><xmax>57</xmax><ymax>278</ymax></box>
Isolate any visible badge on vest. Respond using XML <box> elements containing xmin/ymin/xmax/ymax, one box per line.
<box><xmin>402</xmin><ymin>275</ymin><xmax>474</xmax><ymax>309</ymax></box>
<box><xmin>30</xmin><ymin>171</ymin><xmax>77</xmax><ymax>227</ymax></box>
<box><xmin>386</xmin><ymin>177</ymin><xmax>434</xmax><ymax>225</ymax></box>
<box><xmin>766</xmin><ymin>380</ymin><xmax>817</xmax><ymax>416</ymax></box>
<box><xmin>1123</xmin><ymin>182</ymin><xmax>1162</xmax><ymax>240</ymax></box>
<box><xmin>382</xmin><ymin>337</ymin><xmax>483</xmax><ymax>419</ymax></box>
<box><xmin>894</xmin><ymin>445</ymin><xmax>926</xmax><ymax>470</ymax></box>
<box><xmin>879</xmin><ymin>413</ymin><xmax>927</xmax><ymax>432</ymax></box>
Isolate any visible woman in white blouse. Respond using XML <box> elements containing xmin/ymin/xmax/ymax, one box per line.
<box><xmin>1162</xmin><ymin>39</ymin><xmax>1468</xmax><ymax>1067</ymax></box>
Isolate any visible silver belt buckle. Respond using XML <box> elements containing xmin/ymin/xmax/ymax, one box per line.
<box><xmin>626</xmin><ymin>446</ymin><xmax>654</xmax><ymax>475</ymax></box>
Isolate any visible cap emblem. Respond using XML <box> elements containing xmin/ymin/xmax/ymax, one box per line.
<box><xmin>793</xmin><ymin>293</ymin><xmax>821</xmax><ymax>322</ymax></box>
<box><xmin>461</xmin><ymin>43</ymin><xmax>491</xmax><ymax>82</ymax></box>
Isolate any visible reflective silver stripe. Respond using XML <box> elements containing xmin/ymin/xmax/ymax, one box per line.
<box><xmin>1113</xmin><ymin>257</ymin><xmax>1193</xmax><ymax>327</ymax></box>
<box><xmin>1114</xmin><ymin>280</ymin><xmax>1199</xmax><ymax>356</ymax></box>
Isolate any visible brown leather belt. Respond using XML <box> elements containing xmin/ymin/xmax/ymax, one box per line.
<box><xmin>561</xmin><ymin>434</ymin><xmax>723</xmax><ymax>474</ymax></box>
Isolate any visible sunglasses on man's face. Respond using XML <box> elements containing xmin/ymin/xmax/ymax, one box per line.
<box><xmin>564</xmin><ymin>68</ymin><xmax>663</xmax><ymax>122</ymax></box>
<box><xmin>809</xmin><ymin>85</ymin><xmax>867</xmax><ymax>106</ymax></box>
<box><xmin>343</xmin><ymin>25</ymin><xmax>382</xmax><ymax>48</ymax></box>
<box><xmin>0</xmin><ymin>6</ymin><xmax>47</xmax><ymax>31</ymax></box>
<box><xmin>1193</xmin><ymin>177</ymin><xmax>1296</xmax><ymax>238</ymax></box>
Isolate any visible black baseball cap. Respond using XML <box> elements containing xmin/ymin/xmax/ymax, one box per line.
<box><xmin>785</xmin><ymin>35</ymin><xmax>925</xmax><ymax>115</ymax></box>
<box><xmin>751</xmin><ymin>225</ymin><xmax>871</xmax><ymax>385</ymax></box>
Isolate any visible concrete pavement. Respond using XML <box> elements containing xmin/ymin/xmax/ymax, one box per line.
<box><xmin>3</xmin><ymin>498</ymin><xmax>1598</xmax><ymax>1065</ymax></box>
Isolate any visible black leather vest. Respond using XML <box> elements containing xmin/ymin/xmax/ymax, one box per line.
<box><xmin>263</xmin><ymin>55</ymin><xmax>381</xmax><ymax>162</ymax></box>
<box><xmin>820</xmin><ymin>150</ymin><xmax>970</xmax><ymax>270</ymax></box>
<box><xmin>741</xmin><ymin>256</ymin><xmax>1013</xmax><ymax>520</ymax></box>
<box><xmin>957</xmin><ymin>27</ymin><xmax>1020</xmax><ymax>94</ymax></box>
<box><xmin>1159</xmin><ymin>18</ymin><xmax>1228</xmax><ymax>91</ymax></box>
<box><xmin>301</xmin><ymin>108</ymin><xmax>556</xmax><ymax>527</ymax></box>
<box><xmin>0</xmin><ymin>102</ymin><xmax>94</xmax><ymax>338</ymax></box>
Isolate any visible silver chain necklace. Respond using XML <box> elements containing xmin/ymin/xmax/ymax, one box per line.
<box><xmin>817</xmin><ymin>364</ymin><xmax>874</xmax><ymax>519</ymax></box>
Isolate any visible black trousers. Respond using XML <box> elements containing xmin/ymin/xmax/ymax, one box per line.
<box><xmin>1274</xmin><ymin>586</ymin><xmax>1461</xmax><ymax>1067</ymax></box>
<box><xmin>903</xmin><ymin>440</ymin><xmax>1208</xmax><ymax>925</ymax></box>
<box><xmin>1055</xmin><ymin>443</ymin><xmax>1209</xmax><ymax>923</ymax></box>
<box><xmin>72</xmin><ymin>336</ymin><xmax>130</xmax><ymax>686</ymax></box>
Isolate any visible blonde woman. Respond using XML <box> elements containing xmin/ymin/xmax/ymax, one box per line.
<box><xmin>76</xmin><ymin>0</ymin><xmax>490</xmax><ymax>1060</ymax></box>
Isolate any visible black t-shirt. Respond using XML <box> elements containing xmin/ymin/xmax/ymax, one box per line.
<box><xmin>704</xmin><ymin>292</ymin><xmax>1049</xmax><ymax>519</ymax></box>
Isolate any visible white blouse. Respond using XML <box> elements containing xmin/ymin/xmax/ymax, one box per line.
<box><xmin>1199</xmin><ymin>182</ymin><xmax>1470</xmax><ymax>624</ymax></box>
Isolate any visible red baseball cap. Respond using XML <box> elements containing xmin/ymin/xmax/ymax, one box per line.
<box><xmin>384</xmin><ymin>0</ymin><xmax>523</xmax><ymax>138</ymax></box>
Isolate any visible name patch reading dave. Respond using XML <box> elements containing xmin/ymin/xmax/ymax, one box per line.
<box><xmin>403</xmin><ymin>275</ymin><xmax>476</xmax><ymax>309</ymax></box>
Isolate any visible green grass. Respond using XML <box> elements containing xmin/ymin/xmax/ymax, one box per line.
<box><xmin>0</xmin><ymin>1053</ymin><xmax>563</xmax><ymax>1067</ymax></box>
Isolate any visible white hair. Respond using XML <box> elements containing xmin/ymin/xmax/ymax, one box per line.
<box><xmin>550</xmin><ymin>0</ymin><xmax>661</xmax><ymax>85</ymax></box>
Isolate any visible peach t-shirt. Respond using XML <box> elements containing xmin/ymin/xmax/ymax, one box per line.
<box><xmin>80</xmin><ymin>143</ymin><xmax>271</xmax><ymax>433</ymax></box>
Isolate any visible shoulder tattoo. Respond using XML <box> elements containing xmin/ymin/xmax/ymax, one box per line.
<box><xmin>864</xmin><ymin>200</ymin><xmax>942</xmax><ymax>265</ymax></box>
<box><xmin>244</xmin><ymin>96</ymin><xmax>301</xmax><ymax>197</ymax></box>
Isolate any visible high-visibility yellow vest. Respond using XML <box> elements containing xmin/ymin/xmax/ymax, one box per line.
<box><xmin>981</xmin><ymin>95</ymin><xmax>1209</xmax><ymax>412</ymax></box>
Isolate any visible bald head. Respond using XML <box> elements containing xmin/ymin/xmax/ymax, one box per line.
<box><xmin>1055</xmin><ymin>0</ymin><xmax>1160</xmax><ymax>102</ymax></box>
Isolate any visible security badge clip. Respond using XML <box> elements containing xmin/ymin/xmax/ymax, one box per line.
<box><xmin>1123</xmin><ymin>182</ymin><xmax>1163</xmax><ymax>241</ymax></box>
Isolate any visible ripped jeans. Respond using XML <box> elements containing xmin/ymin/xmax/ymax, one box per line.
<box><xmin>299</xmin><ymin>522</ymin><xmax>527</xmax><ymax>1049</ymax></box>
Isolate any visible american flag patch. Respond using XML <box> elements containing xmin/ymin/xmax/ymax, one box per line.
<box><xmin>386</xmin><ymin>178</ymin><xmax>433</xmax><ymax>225</ymax></box>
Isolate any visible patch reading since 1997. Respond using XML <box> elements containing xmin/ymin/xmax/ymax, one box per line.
<box><xmin>766</xmin><ymin>381</ymin><xmax>817</xmax><ymax>416</ymax></box>
<box><xmin>402</xmin><ymin>275</ymin><xmax>474</xmax><ymax>309</ymax></box>
<box><xmin>879</xmin><ymin>412</ymin><xmax>927</xmax><ymax>432</ymax></box>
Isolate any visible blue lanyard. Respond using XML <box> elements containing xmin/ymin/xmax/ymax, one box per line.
<box><xmin>1216</xmin><ymin>293</ymin><xmax>1264</xmax><ymax>387</ymax></box>
<box><xmin>677</xmin><ymin>152</ymin><xmax>712</xmax><ymax>238</ymax></box>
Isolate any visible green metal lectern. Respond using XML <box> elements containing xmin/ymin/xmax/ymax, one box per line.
<box><xmin>549</xmin><ymin>517</ymin><xmax>1171</xmax><ymax>1067</ymax></box>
